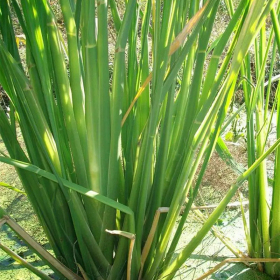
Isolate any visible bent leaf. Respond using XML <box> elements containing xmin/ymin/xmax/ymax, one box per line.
<box><xmin>0</xmin><ymin>157</ymin><xmax>134</xmax><ymax>216</ymax></box>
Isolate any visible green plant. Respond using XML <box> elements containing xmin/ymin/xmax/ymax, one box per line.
<box><xmin>0</xmin><ymin>0</ymin><xmax>279</xmax><ymax>279</ymax></box>
<box><xmin>237</xmin><ymin>1</ymin><xmax>280</xmax><ymax>277</ymax></box>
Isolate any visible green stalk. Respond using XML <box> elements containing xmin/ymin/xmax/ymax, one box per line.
<box><xmin>45</xmin><ymin>3</ymin><xmax>104</xmax><ymax>250</ymax></box>
<box><xmin>270</xmin><ymin>84</ymin><xmax>280</xmax><ymax>260</ymax></box>
<box><xmin>59</xmin><ymin>0</ymin><xmax>87</xmax><ymax>163</ymax></box>
<box><xmin>99</xmin><ymin>0</ymin><xmax>138</xmax><ymax>265</ymax></box>
<box><xmin>159</xmin><ymin>137</ymin><xmax>280</xmax><ymax>280</ymax></box>
<box><xmin>255</xmin><ymin>26</ymin><xmax>271</xmax><ymax>266</ymax></box>
<box><xmin>98</xmin><ymin>0</ymin><xmax>111</xmax><ymax>199</ymax></box>
<box><xmin>270</xmin><ymin>9</ymin><xmax>280</xmax><ymax>270</ymax></box>
<box><xmin>129</xmin><ymin>0</ymin><xmax>177</xmax><ymax>255</ymax></box>
<box><xmin>81</xmin><ymin>0</ymin><xmax>101</xmax><ymax>195</ymax></box>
